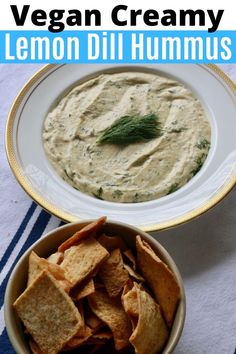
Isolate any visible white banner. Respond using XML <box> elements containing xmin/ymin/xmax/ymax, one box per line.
<box><xmin>0</xmin><ymin>0</ymin><xmax>235</xmax><ymax>31</ymax></box>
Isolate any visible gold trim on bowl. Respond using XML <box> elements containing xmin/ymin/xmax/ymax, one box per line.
<box><xmin>5</xmin><ymin>64</ymin><xmax>236</xmax><ymax>232</ymax></box>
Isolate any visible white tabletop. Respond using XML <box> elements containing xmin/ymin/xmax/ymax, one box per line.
<box><xmin>0</xmin><ymin>64</ymin><xmax>235</xmax><ymax>354</ymax></box>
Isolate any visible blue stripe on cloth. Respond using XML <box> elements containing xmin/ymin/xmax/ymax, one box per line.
<box><xmin>0</xmin><ymin>209</ymin><xmax>51</xmax><ymax>310</ymax></box>
<box><xmin>0</xmin><ymin>328</ymin><xmax>16</xmax><ymax>354</ymax></box>
<box><xmin>0</xmin><ymin>202</ymin><xmax>37</xmax><ymax>272</ymax></box>
<box><xmin>0</xmin><ymin>209</ymin><xmax>52</xmax><ymax>352</ymax></box>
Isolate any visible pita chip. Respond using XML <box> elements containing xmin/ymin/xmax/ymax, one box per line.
<box><xmin>71</xmin><ymin>278</ymin><xmax>95</xmax><ymax>301</ymax></box>
<box><xmin>127</xmin><ymin>283</ymin><xmax>169</xmax><ymax>354</ymax></box>
<box><xmin>61</xmin><ymin>237</ymin><xmax>109</xmax><ymax>287</ymax></box>
<box><xmin>29</xmin><ymin>338</ymin><xmax>43</xmax><ymax>354</ymax></box>
<box><xmin>63</xmin><ymin>325</ymin><xmax>92</xmax><ymax>350</ymax></box>
<box><xmin>136</xmin><ymin>235</ymin><xmax>180</xmax><ymax>327</ymax></box>
<box><xmin>88</xmin><ymin>288</ymin><xmax>132</xmax><ymax>350</ymax></box>
<box><xmin>86</xmin><ymin>330</ymin><xmax>113</xmax><ymax>346</ymax></box>
<box><xmin>98</xmin><ymin>249</ymin><xmax>129</xmax><ymax>297</ymax></box>
<box><xmin>47</xmin><ymin>251</ymin><xmax>63</xmax><ymax>265</ymax></box>
<box><xmin>27</xmin><ymin>251</ymin><xmax>72</xmax><ymax>292</ymax></box>
<box><xmin>122</xmin><ymin>285</ymin><xmax>139</xmax><ymax>318</ymax></box>
<box><xmin>98</xmin><ymin>234</ymin><xmax>127</xmax><ymax>252</ymax></box>
<box><xmin>92</xmin><ymin>331</ymin><xmax>113</xmax><ymax>341</ymax></box>
<box><xmin>14</xmin><ymin>270</ymin><xmax>83</xmax><ymax>354</ymax></box>
<box><xmin>123</xmin><ymin>249</ymin><xmax>137</xmax><ymax>269</ymax></box>
<box><xmin>85</xmin><ymin>307</ymin><xmax>105</xmax><ymax>332</ymax></box>
<box><xmin>123</xmin><ymin>264</ymin><xmax>145</xmax><ymax>282</ymax></box>
<box><xmin>58</xmin><ymin>216</ymin><xmax>106</xmax><ymax>252</ymax></box>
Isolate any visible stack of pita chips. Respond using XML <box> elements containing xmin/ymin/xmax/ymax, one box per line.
<box><xmin>14</xmin><ymin>217</ymin><xmax>180</xmax><ymax>354</ymax></box>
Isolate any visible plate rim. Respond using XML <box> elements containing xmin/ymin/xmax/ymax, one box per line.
<box><xmin>5</xmin><ymin>64</ymin><xmax>236</xmax><ymax>232</ymax></box>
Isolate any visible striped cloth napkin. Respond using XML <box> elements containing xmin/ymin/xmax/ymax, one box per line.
<box><xmin>0</xmin><ymin>64</ymin><xmax>236</xmax><ymax>354</ymax></box>
<box><xmin>0</xmin><ymin>202</ymin><xmax>63</xmax><ymax>353</ymax></box>
<box><xmin>0</xmin><ymin>64</ymin><xmax>62</xmax><ymax>352</ymax></box>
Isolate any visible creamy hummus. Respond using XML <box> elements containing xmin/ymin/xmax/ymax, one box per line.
<box><xmin>43</xmin><ymin>72</ymin><xmax>211</xmax><ymax>203</ymax></box>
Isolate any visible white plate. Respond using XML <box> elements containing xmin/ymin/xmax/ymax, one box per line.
<box><xmin>5</xmin><ymin>64</ymin><xmax>236</xmax><ymax>231</ymax></box>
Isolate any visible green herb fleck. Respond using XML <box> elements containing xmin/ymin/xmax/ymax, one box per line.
<box><xmin>93</xmin><ymin>187</ymin><xmax>103</xmax><ymax>200</ymax></box>
<box><xmin>191</xmin><ymin>153</ymin><xmax>207</xmax><ymax>176</ymax></box>
<box><xmin>167</xmin><ymin>183</ymin><xmax>179</xmax><ymax>195</ymax></box>
<box><xmin>197</xmin><ymin>138</ymin><xmax>210</xmax><ymax>150</ymax></box>
<box><xmin>170</xmin><ymin>127</ymin><xmax>186</xmax><ymax>133</ymax></box>
<box><xmin>113</xmin><ymin>190</ymin><xmax>123</xmax><ymax>198</ymax></box>
<box><xmin>133</xmin><ymin>193</ymin><xmax>140</xmax><ymax>203</ymax></box>
<box><xmin>97</xmin><ymin>113</ymin><xmax>161</xmax><ymax>145</ymax></box>
<box><xmin>73</xmin><ymin>186</ymin><xmax>80</xmax><ymax>191</ymax></box>
<box><xmin>64</xmin><ymin>168</ymin><xmax>74</xmax><ymax>181</ymax></box>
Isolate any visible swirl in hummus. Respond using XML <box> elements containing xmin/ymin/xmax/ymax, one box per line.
<box><xmin>43</xmin><ymin>71</ymin><xmax>211</xmax><ymax>203</ymax></box>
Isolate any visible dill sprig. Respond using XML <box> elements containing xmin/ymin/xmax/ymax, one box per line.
<box><xmin>97</xmin><ymin>113</ymin><xmax>161</xmax><ymax>145</ymax></box>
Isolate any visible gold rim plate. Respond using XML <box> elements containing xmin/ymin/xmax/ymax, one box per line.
<box><xmin>5</xmin><ymin>64</ymin><xmax>236</xmax><ymax>232</ymax></box>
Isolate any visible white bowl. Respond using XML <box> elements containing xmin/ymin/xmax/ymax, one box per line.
<box><xmin>4</xmin><ymin>220</ymin><xmax>186</xmax><ymax>354</ymax></box>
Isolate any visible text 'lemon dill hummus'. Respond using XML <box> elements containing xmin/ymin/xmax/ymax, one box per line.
<box><xmin>43</xmin><ymin>72</ymin><xmax>211</xmax><ymax>203</ymax></box>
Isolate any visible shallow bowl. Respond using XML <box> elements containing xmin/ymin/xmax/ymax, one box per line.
<box><xmin>5</xmin><ymin>64</ymin><xmax>236</xmax><ymax>231</ymax></box>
